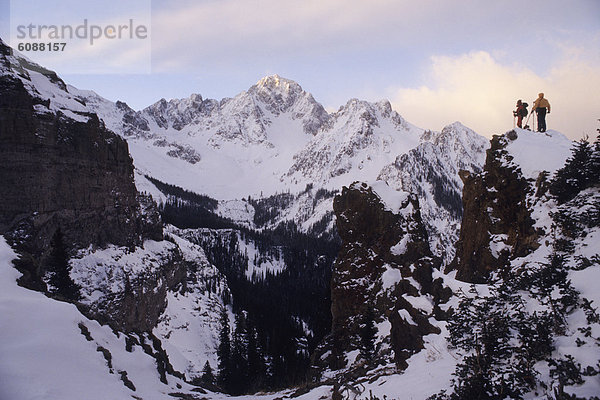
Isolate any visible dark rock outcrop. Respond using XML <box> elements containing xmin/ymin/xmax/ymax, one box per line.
<box><xmin>0</xmin><ymin>53</ymin><xmax>154</xmax><ymax>254</ymax></box>
<box><xmin>450</xmin><ymin>132</ymin><xmax>539</xmax><ymax>283</ymax></box>
<box><xmin>316</xmin><ymin>182</ymin><xmax>449</xmax><ymax>372</ymax></box>
<box><xmin>0</xmin><ymin>37</ymin><xmax>164</xmax><ymax>254</ymax></box>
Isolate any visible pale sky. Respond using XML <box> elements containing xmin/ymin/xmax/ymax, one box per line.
<box><xmin>1</xmin><ymin>0</ymin><xmax>599</xmax><ymax>139</ymax></box>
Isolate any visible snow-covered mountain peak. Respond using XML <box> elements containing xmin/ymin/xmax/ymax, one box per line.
<box><xmin>331</xmin><ymin>98</ymin><xmax>380</xmax><ymax>132</ymax></box>
<box><xmin>250</xmin><ymin>74</ymin><xmax>314</xmax><ymax>112</ymax></box>
<box><xmin>443</xmin><ymin>120</ymin><xmax>469</xmax><ymax>131</ymax></box>
<box><xmin>337</xmin><ymin>97</ymin><xmax>374</xmax><ymax>113</ymax></box>
<box><xmin>283</xmin><ymin>98</ymin><xmax>425</xmax><ymax>190</ymax></box>
<box><xmin>431</xmin><ymin>122</ymin><xmax>488</xmax><ymax>162</ymax></box>
<box><xmin>421</xmin><ymin>121</ymin><xmax>474</xmax><ymax>144</ymax></box>
<box><xmin>375</xmin><ymin>99</ymin><xmax>394</xmax><ymax>115</ymax></box>
<box><xmin>339</xmin><ymin>98</ymin><xmax>392</xmax><ymax>113</ymax></box>
<box><xmin>329</xmin><ymin>97</ymin><xmax>413</xmax><ymax>139</ymax></box>
<box><xmin>246</xmin><ymin>74</ymin><xmax>329</xmax><ymax>134</ymax></box>
<box><xmin>253</xmin><ymin>74</ymin><xmax>302</xmax><ymax>95</ymax></box>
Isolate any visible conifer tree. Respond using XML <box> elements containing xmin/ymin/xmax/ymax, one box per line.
<box><xmin>359</xmin><ymin>305</ymin><xmax>378</xmax><ymax>362</ymax></box>
<box><xmin>217</xmin><ymin>308</ymin><xmax>232</xmax><ymax>390</ymax></box>
<box><xmin>201</xmin><ymin>361</ymin><xmax>214</xmax><ymax>385</ymax></box>
<box><xmin>246</xmin><ymin>316</ymin><xmax>266</xmax><ymax>389</ymax></box>
<box><xmin>550</xmin><ymin>138</ymin><xmax>594</xmax><ymax>204</ymax></box>
<box><xmin>47</xmin><ymin>228</ymin><xmax>80</xmax><ymax>301</ymax></box>
<box><xmin>590</xmin><ymin>123</ymin><xmax>600</xmax><ymax>186</ymax></box>
<box><xmin>230</xmin><ymin>312</ymin><xmax>249</xmax><ymax>394</ymax></box>
<box><xmin>330</xmin><ymin>328</ymin><xmax>347</xmax><ymax>370</ymax></box>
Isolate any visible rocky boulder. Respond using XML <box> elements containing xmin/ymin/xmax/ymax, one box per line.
<box><xmin>71</xmin><ymin>240</ymin><xmax>187</xmax><ymax>332</ymax></box>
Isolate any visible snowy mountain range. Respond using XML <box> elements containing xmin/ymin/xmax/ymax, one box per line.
<box><xmin>70</xmin><ymin>74</ymin><xmax>485</xmax><ymax>201</ymax></box>
<box><xmin>0</xmin><ymin>39</ymin><xmax>487</xmax><ymax>393</ymax></box>
<box><xmin>67</xmin><ymin>72</ymin><xmax>488</xmax><ymax>263</ymax></box>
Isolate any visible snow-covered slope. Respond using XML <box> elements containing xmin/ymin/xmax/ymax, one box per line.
<box><xmin>0</xmin><ymin>237</ymin><xmax>190</xmax><ymax>400</ymax></box>
<box><xmin>0</xmin><ymin>226</ymin><xmax>238</xmax><ymax>398</ymax></box>
<box><xmin>0</xmin><ymin>42</ymin><xmax>92</xmax><ymax>125</ymax></box>
<box><xmin>284</xmin><ymin>99</ymin><xmax>422</xmax><ymax>190</ymax></box>
<box><xmin>68</xmin><ymin>226</ymin><xmax>231</xmax><ymax>381</ymax></box>
<box><xmin>0</xmin><ymin>234</ymin><xmax>290</xmax><ymax>400</ymax></box>
<box><xmin>505</xmin><ymin>128</ymin><xmax>573</xmax><ymax>179</ymax></box>
<box><xmin>153</xmin><ymin>226</ymin><xmax>229</xmax><ymax>379</ymax></box>
<box><xmin>127</xmin><ymin>93</ymin><xmax>425</xmax><ymax>199</ymax></box>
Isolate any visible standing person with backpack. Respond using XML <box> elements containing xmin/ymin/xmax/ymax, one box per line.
<box><xmin>532</xmin><ymin>92</ymin><xmax>551</xmax><ymax>132</ymax></box>
<box><xmin>513</xmin><ymin>99</ymin><xmax>528</xmax><ymax>128</ymax></box>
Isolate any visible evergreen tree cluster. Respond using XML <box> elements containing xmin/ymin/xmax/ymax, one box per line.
<box><xmin>435</xmin><ymin>249</ymin><xmax>599</xmax><ymax>400</ymax></box>
<box><xmin>307</xmin><ymin>211</ymin><xmax>337</xmax><ymax>240</ymax></box>
<box><xmin>145</xmin><ymin>175</ymin><xmax>219</xmax><ymax>209</ymax></box>
<box><xmin>550</xmin><ymin>131</ymin><xmax>600</xmax><ymax>205</ymax></box>
<box><xmin>200</xmin><ymin>224</ymin><xmax>338</xmax><ymax>392</ymax></box>
<box><xmin>216</xmin><ymin>309</ymin><xmax>267</xmax><ymax>394</ymax></box>
<box><xmin>313</xmin><ymin>187</ymin><xmax>339</xmax><ymax>206</ymax></box>
<box><xmin>247</xmin><ymin>191</ymin><xmax>296</xmax><ymax>227</ymax></box>
<box><xmin>46</xmin><ymin>228</ymin><xmax>81</xmax><ymax>301</ymax></box>
<box><xmin>550</xmin><ymin>185</ymin><xmax>600</xmax><ymax>240</ymax></box>
<box><xmin>428</xmin><ymin>163</ymin><xmax>464</xmax><ymax>219</ymax></box>
<box><xmin>549</xmin><ymin>127</ymin><xmax>600</xmax><ymax>243</ymax></box>
<box><xmin>159</xmin><ymin>197</ymin><xmax>236</xmax><ymax>230</ymax></box>
<box><xmin>247</xmin><ymin>186</ymin><xmax>337</xmax><ymax>228</ymax></box>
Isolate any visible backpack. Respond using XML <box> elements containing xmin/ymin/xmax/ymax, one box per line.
<box><xmin>520</xmin><ymin>102</ymin><xmax>528</xmax><ymax>117</ymax></box>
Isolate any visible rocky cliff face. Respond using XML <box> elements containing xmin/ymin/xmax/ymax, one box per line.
<box><xmin>71</xmin><ymin>240</ymin><xmax>188</xmax><ymax>332</ymax></box>
<box><xmin>0</xmin><ymin>40</ymin><xmax>158</xmax><ymax>256</ymax></box>
<box><xmin>451</xmin><ymin>132</ymin><xmax>540</xmax><ymax>282</ymax></box>
<box><xmin>317</xmin><ymin>182</ymin><xmax>450</xmax><ymax>373</ymax></box>
<box><xmin>0</xmin><ymin>39</ymin><xmax>178</xmax><ymax>333</ymax></box>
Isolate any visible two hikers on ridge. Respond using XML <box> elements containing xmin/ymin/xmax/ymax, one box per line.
<box><xmin>514</xmin><ymin>93</ymin><xmax>550</xmax><ymax>132</ymax></box>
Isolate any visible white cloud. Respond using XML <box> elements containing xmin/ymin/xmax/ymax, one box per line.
<box><xmin>389</xmin><ymin>50</ymin><xmax>600</xmax><ymax>140</ymax></box>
